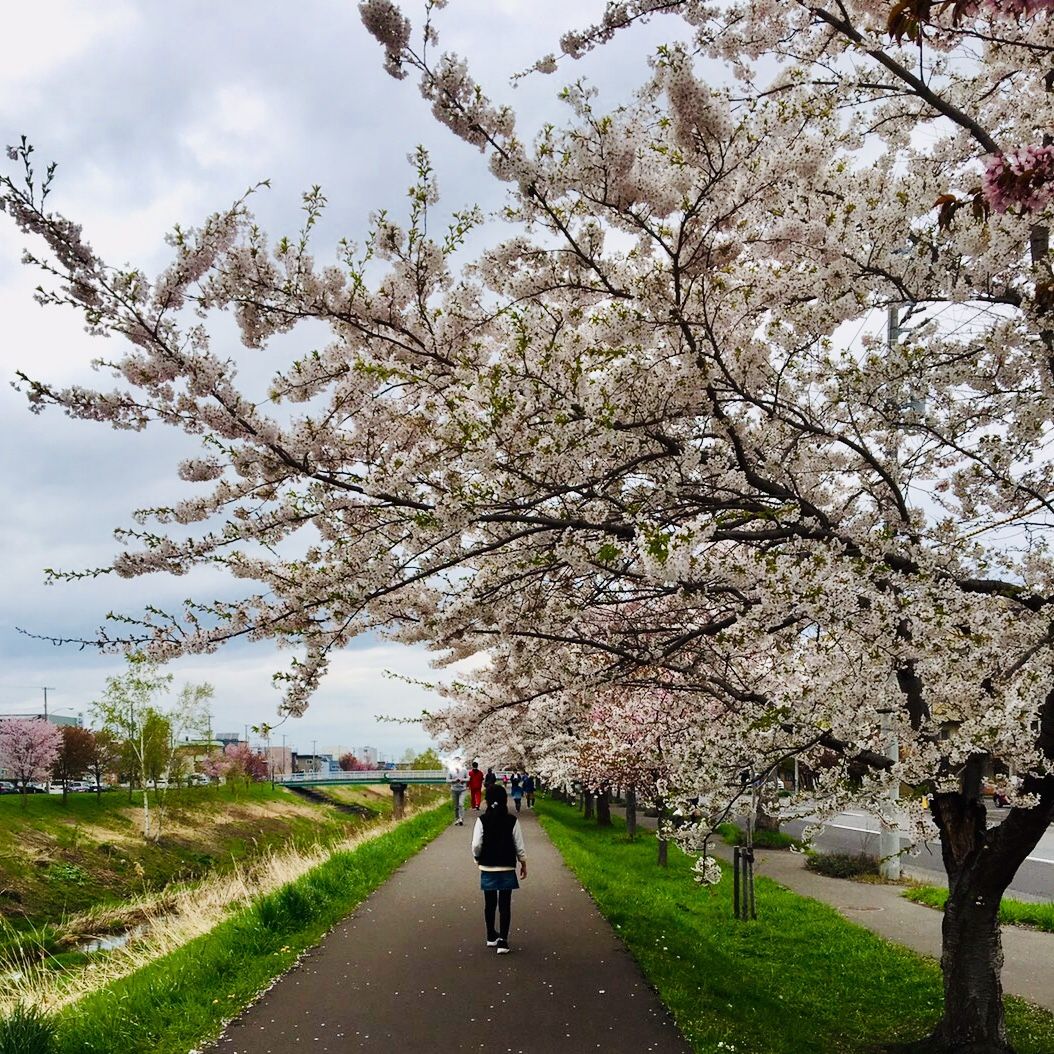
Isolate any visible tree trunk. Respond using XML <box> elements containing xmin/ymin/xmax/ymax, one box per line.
<box><xmin>625</xmin><ymin>785</ymin><xmax>637</xmax><ymax>840</ymax></box>
<box><xmin>596</xmin><ymin>788</ymin><xmax>612</xmax><ymax>826</ymax></box>
<box><xmin>656</xmin><ymin>795</ymin><xmax>668</xmax><ymax>867</ymax></box>
<box><xmin>755</xmin><ymin>783</ymin><xmax>781</xmax><ymax>833</ymax></box>
<box><xmin>583</xmin><ymin>789</ymin><xmax>594</xmax><ymax>820</ymax></box>
<box><xmin>930</xmin><ymin>883</ymin><xmax>1007</xmax><ymax>1053</ymax></box>
<box><xmin>926</xmin><ymin>771</ymin><xmax>1054</xmax><ymax>1053</ymax></box>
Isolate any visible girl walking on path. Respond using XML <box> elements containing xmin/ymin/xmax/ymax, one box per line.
<box><xmin>510</xmin><ymin>775</ymin><xmax>523</xmax><ymax>812</ymax></box>
<box><xmin>472</xmin><ymin>784</ymin><xmax>527</xmax><ymax>954</ymax></box>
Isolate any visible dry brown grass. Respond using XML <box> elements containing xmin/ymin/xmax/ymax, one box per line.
<box><xmin>0</xmin><ymin>802</ymin><xmax>436</xmax><ymax>1017</ymax></box>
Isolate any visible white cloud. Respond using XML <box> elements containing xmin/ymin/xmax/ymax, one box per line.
<box><xmin>180</xmin><ymin>83</ymin><xmax>288</xmax><ymax>171</ymax></box>
<box><xmin>0</xmin><ymin>2</ymin><xmax>139</xmax><ymax>95</ymax></box>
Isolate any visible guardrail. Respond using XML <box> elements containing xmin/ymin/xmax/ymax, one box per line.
<box><xmin>275</xmin><ymin>769</ymin><xmax>450</xmax><ymax>784</ymax></box>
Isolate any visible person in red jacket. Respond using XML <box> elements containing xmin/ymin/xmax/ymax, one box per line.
<box><xmin>467</xmin><ymin>761</ymin><xmax>484</xmax><ymax>810</ymax></box>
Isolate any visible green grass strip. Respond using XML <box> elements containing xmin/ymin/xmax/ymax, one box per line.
<box><xmin>46</xmin><ymin>804</ymin><xmax>449</xmax><ymax>1054</ymax></box>
<box><xmin>903</xmin><ymin>884</ymin><xmax>1054</xmax><ymax>934</ymax></box>
<box><xmin>715</xmin><ymin>822</ymin><xmax>800</xmax><ymax>850</ymax></box>
<box><xmin>537</xmin><ymin>800</ymin><xmax>1054</xmax><ymax>1054</ymax></box>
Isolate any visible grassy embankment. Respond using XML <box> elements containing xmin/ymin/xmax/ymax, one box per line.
<box><xmin>903</xmin><ymin>884</ymin><xmax>1054</xmax><ymax>933</ymax></box>
<box><xmin>1</xmin><ymin>802</ymin><xmax>450</xmax><ymax>1054</ymax></box>
<box><xmin>0</xmin><ymin>781</ymin><xmax>439</xmax><ymax>965</ymax></box>
<box><xmin>537</xmin><ymin>799</ymin><xmax>1054</xmax><ymax>1054</ymax></box>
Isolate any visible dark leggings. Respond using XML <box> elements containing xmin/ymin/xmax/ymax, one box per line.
<box><xmin>484</xmin><ymin>889</ymin><xmax>512</xmax><ymax>941</ymax></box>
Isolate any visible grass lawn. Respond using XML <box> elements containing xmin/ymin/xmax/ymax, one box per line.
<box><xmin>716</xmin><ymin>822</ymin><xmax>800</xmax><ymax>851</ymax></box>
<box><xmin>537</xmin><ymin>800</ymin><xmax>1054</xmax><ymax>1054</ymax></box>
<box><xmin>24</xmin><ymin>802</ymin><xmax>451</xmax><ymax>1054</ymax></box>
<box><xmin>903</xmin><ymin>884</ymin><xmax>1054</xmax><ymax>933</ymax></box>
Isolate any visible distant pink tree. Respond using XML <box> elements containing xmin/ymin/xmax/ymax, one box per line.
<box><xmin>0</xmin><ymin>718</ymin><xmax>62</xmax><ymax>806</ymax></box>
<box><xmin>200</xmin><ymin>750</ymin><xmax>231</xmax><ymax>782</ymax></box>
<box><xmin>210</xmin><ymin>742</ymin><xmax>270</xmax><ymax>785</ymax></box>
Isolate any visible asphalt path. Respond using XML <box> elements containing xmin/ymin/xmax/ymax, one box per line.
<box><xmin>782</xmin><ymin>810</ymin><xmax>1054</xmax><ymax>900</ymax></box>
<box><xmin>206</xmin><ymin>808</ymin><xmax>690</xmax><ymax>1053</ymax></box>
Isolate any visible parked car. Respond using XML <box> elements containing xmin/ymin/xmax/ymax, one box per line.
<box><xmin>0</xmin><ymin>780</ymin><xmax>17</xmax><ymax>794</ymax></box>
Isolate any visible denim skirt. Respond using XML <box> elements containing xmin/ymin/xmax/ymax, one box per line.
<box><xmin>480</xmin><ymin>870</ymin><xmax>519</xmax><ymax>891</ymax></box>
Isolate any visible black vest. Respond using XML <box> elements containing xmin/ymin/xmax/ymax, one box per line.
<box><xmin>478</xmin><ymin>811</ymin><xmax>518</xmax><ymax>867</ymax></box>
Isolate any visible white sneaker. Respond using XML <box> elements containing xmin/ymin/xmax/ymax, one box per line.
<box><xmin>486</xmin><ymin>938</ymin><xmax>499</xmax><ymax>947</ymax></box>
<box><xmin>496</xmin><ymin>940</ymin><xmax>510</xmax><ymax>954</ymax></box>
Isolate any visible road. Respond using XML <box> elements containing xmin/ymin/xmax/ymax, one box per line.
<box><xmin>781</xmin><ymin>810</ymin><xmax>1054</xmax><ymax>900</ymax></box>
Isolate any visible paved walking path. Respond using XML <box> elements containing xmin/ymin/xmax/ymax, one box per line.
<box><xmin>207</xmin><ymin>809</ymin><xmax>690</xmax><ymax>1053</ymax></box>
<box><xmin>614</xmin><ymin>805</ymin><xmax>1054</xmax><ymax>1012</ymax></box>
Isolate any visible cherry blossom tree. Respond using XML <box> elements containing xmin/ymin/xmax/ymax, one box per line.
<box><xmin>200</xmin><ymin>749</ymin><xmax>232</xmax><ymax>783</ymax></box>
<box><xmin>2</xmin><ymin>0</ymin><xmax>1054</xmax><ymax>1047</ymax></box>
<box><xmin>579</xmin><ymin>685</ymin><xmax>687</xmax><ymax>855</ymax></box>
<box><xmin>223</xmin><ymin>741</ymin><xmax>270</xmax><ymax>782</ymax></box>
<box><xmin>0</xmin><ymin>718</ymin><xmax>61</xmax><ymax>806</ymax></box>
<box><xmin>202</xmin><ymin>742</ymin><xmax>269</xmax><ymax>788</ymax></box>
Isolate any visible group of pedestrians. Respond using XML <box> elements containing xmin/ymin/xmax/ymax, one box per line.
<box><xmin>448</xmin><ymin>762</ymin><xmax>537</xmax><ymax>954</ymax></box>
<box><xmin>449</xmin><ymin>763</ymin><xmax>536</xmax><ymax>824</ymax></box>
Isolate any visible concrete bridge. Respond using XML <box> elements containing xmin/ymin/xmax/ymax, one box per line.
<box><xmin>275</xmin><ymin>768</ymin><xmax>451</xmax><ymax>817</ymax></box>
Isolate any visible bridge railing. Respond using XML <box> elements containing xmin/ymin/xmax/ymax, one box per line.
<box><xmin>275</xmin><ymin>769</ymin><xmax>450</xmax><ymax>784</ymax></box>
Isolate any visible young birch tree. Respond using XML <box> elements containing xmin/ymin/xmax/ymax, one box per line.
<box><xmin>92</xmin><ymin>660</ymin><xmax>212</xmax><ymax>838</ymax></box>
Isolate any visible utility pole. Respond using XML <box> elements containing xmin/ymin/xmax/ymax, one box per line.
<box><xmin>879</xmin><ymin>704</ymin><xmax>902</xmax><ymax>880</ymax></box>
<box><xmin>40</xmin><ymin>687</ymin><xmax>57</xmax><ymax>792</ymax></box>
<box><xmin>886</xmin><ymin>302</ymin><xmax>901</xmax><ymax>349</ymax></box>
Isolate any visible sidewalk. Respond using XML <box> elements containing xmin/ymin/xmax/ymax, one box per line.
<box><xmin>206</xmin><ymin>809</ymin><xmax>690</xmax><ymax>1053</ymax></box>
<box><xmin>612</xmin><ymin>805</ymin><xmax>1054</xmax><ymax>1012</ymax></box>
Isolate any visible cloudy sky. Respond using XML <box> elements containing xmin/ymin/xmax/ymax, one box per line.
<box><xmin>0</xmin><ymin>1</ymin><xmax>675</xmax><ymax>758</ymax></box>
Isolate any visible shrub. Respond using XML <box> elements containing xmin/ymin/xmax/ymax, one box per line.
<box><xmin>805</xmin><ymin>851</ymin><xmax>878</xmax><ymax>879</ymax></box>
<box><xmin>0</xmin><ymin>1003</ymin><xmax>57</xmax><ymax>1054</ymax></box>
